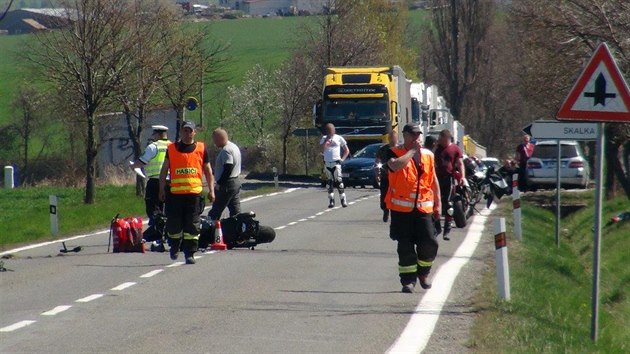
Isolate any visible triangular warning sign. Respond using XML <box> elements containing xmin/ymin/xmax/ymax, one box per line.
<box><xmin>557</xmin><ymin>42</ymin><xmax>630</xmax><ymax>122</ymax></box>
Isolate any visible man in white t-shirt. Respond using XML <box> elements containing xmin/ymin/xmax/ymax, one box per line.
<box><xmin>320</xmin><ymin>123</ymin><xmax>350</xmax><ymax>208</ymax></box>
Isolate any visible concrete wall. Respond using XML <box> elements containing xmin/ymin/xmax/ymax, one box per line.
<box><xmin>97</xmin><ymin>109</ymin><xmax>178</xmax><ymax>171</ymax></box>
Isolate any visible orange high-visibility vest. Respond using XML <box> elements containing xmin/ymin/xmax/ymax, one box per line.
<box><xmin>386</xmin><ymin>146</ymin><xmax>436</xmax><ymax>214</ymax></box>
<box><xmin>168</xmin><ymin>142</ymin><xmax>205</xmax><ymax>195</ymax></box>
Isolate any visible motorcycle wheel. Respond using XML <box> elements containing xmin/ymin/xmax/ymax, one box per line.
<box><xmin>256</xmin><ymin>225</ymin><xmax>276</xmax><ymax>244</ymax></box>
<box><xmin>452</xmin><ymin>196</ymin><xmax>467</xmax><ymax>228</ymax></box>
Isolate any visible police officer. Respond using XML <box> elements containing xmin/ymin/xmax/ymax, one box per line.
<box><xmin>208</xmin><ymin>128</ymin><xmax>242</xmax><ymax>220</ymax></box>
<box><xmin>130</xmin><ymin>125</ymin><xmax>171</xmax><ymax>227</ymax></box>
<box><xmin>159</xmin><ymin>121</ymin><xmax>215</xmax><ymax>265</ymax></box>
<box><xmin>386</xmin><ymin>123</ymin><xmax>441</xmax><ymax>293</ymax></box>
<box><xmin>320</xmin><ymin>123</ymin><xmax>350</xmax><ymax>208</ymax></box>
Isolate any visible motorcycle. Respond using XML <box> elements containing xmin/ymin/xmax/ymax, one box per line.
<box><xmin>480</xmin><ymin>166</ymin><xmax>511</xmax><ymax>208</ymax></box>
<box><xmin>199</xmin><ymin>211</ymin><xmax>276</xmax><ymax>250</ymax></box>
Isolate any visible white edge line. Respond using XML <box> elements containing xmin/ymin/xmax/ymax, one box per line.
<box><xmin>274</xmin><ymin>226</ymin><xmax>287</xmax><ymax>230</ymax></box>
<box><xmin>111</xmin><ymin>282</ymin><xmax>136</xmax><ymax>291</ymax></box>
<box><xmin>140</xmin><ymin>269</ymin><xmax>163</xmax><ymax>278</ymax></box>
<box><xmin>0</xmin><ymin>187</ymin><xmax>302</xmax><ymax>257</ymax></box>
<box><xmin>386</xmin><ymin>205</ymin><xmax>496</xmax><ymax>354</ymax></box>
<box><xmin>287</xmin><ymin>222</ymin><xmax>298</xmax><ymax>226</ymax></box>
<box><xmin>307</xmin><ymin>216</ymin><xmax>316</xmax><ymax>219</ymax></box>
<box><xmin>0</xmin><ymin>320</ymin><xmax>36</xmax><ymax>332</ymax></box>
<box><xmin>298</xmin><ymin>218</ymin><xmax>308</xmax><ymax>222</ymax></box>
<box><xmin>41</xmin><ymin>305</ymin><xmax>72</xmax><ymax>316</ymax></box>
<box><xmin>166</xmin><ymin>262</ymin><xmax>185</xmax><ymax>268</ymax></box>
<box><xmin>76</xmin><ymin>294</ymin><xmax>104</xmax><ymax>303</ymax></box>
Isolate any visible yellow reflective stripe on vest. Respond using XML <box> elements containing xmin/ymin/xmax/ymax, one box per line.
<box><xmin>171</xmin><ymin>177</ymin><xmax>202</xmax><ymax>184</ymax></box>
<box><xmin>399</xmin><ymin>265</ymin><xmax>417</xmax><ymax>274</ymax></box>
<box><xmin>390</xmin><ymin>198</ymin><xmax>434</xmax><ymax>209</ymax></box>
<box><xmin>418</xmin><ymin>260</ymin><xmax>433</xmax><ymax>267</ymax></box>
<box><xmin>170</xmin><ymin>185</ymin><xmax>203</xmax><ymax>193</ymax></box>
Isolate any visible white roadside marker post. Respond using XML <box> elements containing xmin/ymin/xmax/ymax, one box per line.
<box><xmin>4</xmin><ymin>166</ymin><xmax>14</xmax><ymax>189</ymax></box>
<box><xmin>495</xmin><ymin>218</ymin><xmax>511</xmax><ymax>301</ymax></box>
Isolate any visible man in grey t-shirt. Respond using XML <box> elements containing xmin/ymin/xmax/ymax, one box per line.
<box><xmin>208</xmin><ymin>128</ymin><xmax>242</xmax><ymax>220</ymax></box>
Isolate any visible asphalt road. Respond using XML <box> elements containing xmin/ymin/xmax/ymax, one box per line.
<box><xmin>0</xmin><ymin>186</ymin><xmax>496</xmax><ymax>353</ymax></box>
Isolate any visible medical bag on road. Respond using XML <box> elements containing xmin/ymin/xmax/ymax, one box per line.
<box><xmin>109</xmin><ymin>216</ymin><xmax>144</xmax><ymax>253</ymax></box>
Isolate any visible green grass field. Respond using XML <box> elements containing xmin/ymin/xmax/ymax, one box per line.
<box><xmin>470</xmin><ymin>194</ymin><xmax>630</xmax><ymax>352</ymax></box>
<box><xmin>0</xmin><ymin>10</ymin><xmax>428</xmax><ymax>128</ymax></box>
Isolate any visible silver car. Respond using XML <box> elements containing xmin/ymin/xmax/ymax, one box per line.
<box><xmin>526</xmin><ymin>140</ymin><xmax>590</xmax><ymax>189</ymax></box>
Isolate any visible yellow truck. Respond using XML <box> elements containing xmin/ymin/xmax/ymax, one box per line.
<box><xmin>313</xmin><ymin>66</ymin><xmax>412</xmax><ymax>152</ymax></box>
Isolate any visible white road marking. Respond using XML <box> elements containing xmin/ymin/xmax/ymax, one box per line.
<box><xmin>386</xmin><ymin>206</ymin><xmax>496</xmax><ymax>354</ymax></box>
<box><xmin>195</xmin><ymin>255</ymin><xmax>204</xmax><ymax>260</ymax></box>
<box><xmin>298</xmin><ymin>218</ymin><xmax>308</xmax><ymax>222</ymax></box>
<box><xmin>0</xmin><ymin>188</ymin><xmax>302</xmax><ymax>257</ymax></box>
<box><xmin>308</xmin><ymin>216</ymin><xmax>316</xmax><ymax>219</ymax></box>
<box><xmin>167</xmin><ymin>262</ymin><xmax>185</xmax><ymax>268</ymax></box>
<box><xmin>287</xmin><ymin>222</ymin><xmax>298</xmax><ymax>226</ymax></box>
<box><xmin>315</xmin><ymin>212</ymin><xmax>325</xmax><ymax>216</ymax></box>
<box><xmin>348</xmin><ymin>202</ymin><xmax>356</xmax><ymax>205</ymax></box>
<box><xmin>274</xmin><ymin>226</ymin><xmax>287</xmax><ymax>230</ymax></box>
<box><xmin>41</xmin><ymin>305</ymin><xmax>72</xmax><ymax>316</ymax></box>
<box><xmin>76</xmin><ymin>294</ymin><xmax>104</xmax><ymax>303</ymax></box>
<box><xmin>140</xmin><ymin>269</ymin><xmax>163</xmax><ymax>278</ymax></box>
<box><xmin>0</xmin><ymin>320</ymin><xmax>36</xmax><ymax>332</ymax></box>
<box><xmin>111</xmin><ymin>282</ymin><xmax>136</xmax><ymax>291</ymax></box>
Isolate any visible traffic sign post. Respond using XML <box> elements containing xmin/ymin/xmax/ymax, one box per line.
<box><xmin>523</xmin><ymin>121</ymin><xmax>599</xmax><ymax>248</ymax></box>
<box><xmin>556</xmin><ymin>42</ymin><xmax>630</xmax><ymax>342</ymax></box>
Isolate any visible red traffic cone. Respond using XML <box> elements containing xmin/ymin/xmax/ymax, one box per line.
<box><xmin>210</xmin><ymin>220</ymin><xmax>228</xmax><ymax>251</ymax></box>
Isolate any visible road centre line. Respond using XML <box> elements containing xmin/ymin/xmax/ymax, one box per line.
<box><xmin>41</xmin><ymin>305</ymin><xmax>72</xmax><ymax>316</ymax></box>
<box><xmin>386</xmin><ymin>205</ymin><xmax>496</xmax><ymax>354</ymax></box>
<box><xmin>111</xmin><ymin>282</ymin><xmax>136</xmax><ymax>291</ymax></box>
<box><xmin>75</xmin><ymin>294</ymin><xmax>104</xmax><ymax>303</ymax></box>
<box><xmin>0</xmin><ymin>188</ymin><xmax>302</xmax><ymax>257</ymax></box>
<box><xmin>140</xmin><ymin>269</ymin><xmax>163</xmax><ymax>278</ymax></box>
<box><xmin>167</xmin><ymin>261</ymin><xmax>185</xmax><ymax>267</ymax></box>
<box><xmin>0</xmin><ymin>320</ymin><xmax>36</xmax><ymax>333</ymax></box>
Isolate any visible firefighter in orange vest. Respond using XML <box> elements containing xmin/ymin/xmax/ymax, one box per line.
<box><xmin>159</xmin><ymin>121</ymin><xmax>215</xmax><ymax>265</ymax></box>
<box><xmin>385</xmin><ymin>123</ymin><xmax>441</xmax><ymax>293</ymax></box>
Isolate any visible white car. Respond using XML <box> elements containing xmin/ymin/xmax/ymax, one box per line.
<box><xmin>526</xmin><ymin>140</ymin><xmax>590</xmax><ymax>189</ymax></box>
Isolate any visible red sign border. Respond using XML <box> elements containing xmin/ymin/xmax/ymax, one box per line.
<box><xmin>557</xmin><ymin>43</ymin><xmax>630</xmax><ymax>122</ymax></box>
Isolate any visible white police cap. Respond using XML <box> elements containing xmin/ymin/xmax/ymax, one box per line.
<box><xmin>151</xmin><ymin>125</ymin><xmax>169</xmax><ymax>132</ymax></box>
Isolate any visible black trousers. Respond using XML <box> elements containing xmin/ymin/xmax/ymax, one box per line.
<box><xmin>390</xmin><ymin>210</ymin><xmax>438</xmax><ymax>285</ymax></box>
<box><xmin>208</xmin><ymin>178</ymin><xmax>241</xmax><ymax>220</ymax></box>
<box><xmin>517</xmin><ymin>165</ymin><xmax>528</xmax><ymax>191</ymax></box>
<box><xmin>165</xmin><ymin>193</ymin><xmax>202</xmax><ymax>253</ymax></box>
<box><xmin>145</xmin><ymin>178</ymin><xmax>164</xmax><ymax>226</ymax></box>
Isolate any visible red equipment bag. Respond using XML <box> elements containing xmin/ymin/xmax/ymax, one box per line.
<box><xmin>110</xmin><ymin>216</ymin><xmax>144</xmax><ymax>253</ymax></box>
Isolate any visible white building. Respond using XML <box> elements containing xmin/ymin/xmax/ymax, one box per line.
<box><xmin>219</xmin><ymin>0</ymin><xmax>326</xmax><ymax>15</ymax></box>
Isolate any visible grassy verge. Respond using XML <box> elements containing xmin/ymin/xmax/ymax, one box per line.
<box><xmin>0</xmin><ymin>184</ymin><xmax>284</xmax><ymax>250</ymax></box>
<box><xmin>470</xmin><ymin>192</ymin><xmax>629</xmax><ymax>353</ymax></box>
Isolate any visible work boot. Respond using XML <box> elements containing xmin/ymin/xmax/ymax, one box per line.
<box><xmin>401</xmin><ymin>283</ymin><xmax>415</xmax><ymax>293</ymax></box>
<box><xmin>442</xmin><ymin>221</ymin><xmax>451</xmax><ymax>241</ymax></box>
<box><xmin>340</xmin><ymin>194</ymin><xmax>348</xmax><ymax>208</ymax></box>
<box><xmin>418</xmin><ymin>275</ymin><xmax>432</xmax><ymax>289</ymax></box>
<box><xmin>185</xmin><ymin>254</ymin><xmax>196</xmax><ymax>265</ymax></box>
<box><xmin>382</xmin><ymin>209</ymin><xmax>389</xmax><ymax>223</ymax></box>
<box><xmin>169</xmin><ymin>238</ymin><xmax>181</xmax><ymax>260</ymax></box>
<box><xmin>328</xmin><ymin>198</ymin><xmax>335</xmax><ymax>208</ymax></box>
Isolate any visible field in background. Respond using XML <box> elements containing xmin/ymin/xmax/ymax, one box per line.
<box><xmin>0</xmin><ymin>10</ymin><xmax>428</xmax><ymax>128</ymax></box>
<box><xmin>470</xmin><ymin>193</ymin><xmax>629</xmax><ymax>353</ymax></box>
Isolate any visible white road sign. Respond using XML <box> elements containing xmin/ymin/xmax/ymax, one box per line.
<box><xmin>523</xmin><ymin>120</ymin><xmax>598</xmax><ymax>140</ymax></box>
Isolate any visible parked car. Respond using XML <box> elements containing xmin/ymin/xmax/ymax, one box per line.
<box><xmin>480</xmin><ymin>157</ymin><xmax>500</xmax><ymax>172</ymax></box>
<box><xmin>341</xmin><ymin>143</ymin><xmax>385</xmax><ymax>188</ymax></box>
<box><xmin>526</xmin><ymin>140</ymin><xmax>590</xmax><ymax>189</ymax></box>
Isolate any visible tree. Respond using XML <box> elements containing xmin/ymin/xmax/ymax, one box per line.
<box><xmin>28</xmin><ymin>0</ymin><xmax>137</xmax><ymax>203</ymax></box>
<box><xmin>511</xmin><ymin>0</ymin><xmax>630</xmax><ymax>199</ymax></box>
<box><xmin>425</xmin><ymin>0</ymin><xmax>494</xmax><ymax>120</ymax></box>
<box><xmin>160</xmin><ymin>26</ymin><xmax>229</xmax><ymax>141</ymax></box>
<box><xmin>226</xmin><ymin>64</ymin><xmax>277</xmax><ymax>150</ymax></box>
<box><xmin>114</xmin><ymin>0</ymin><xmax>180</xmax><ymax>196</ymax></box>
<box><xmin>274</xmin><ymin>53</ymin><xmax>317</xmax><ymax>174</ymax></box>
<box><xmin>10</xmin><ymin>85</ymin><xmax>45</xmax><ymax>178</ymax></box>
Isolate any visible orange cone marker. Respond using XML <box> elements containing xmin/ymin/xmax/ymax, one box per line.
<box><xmin>210</xmin><ymin>220</ymin><xmax>228</xmax><ymax>251</ymax></box>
